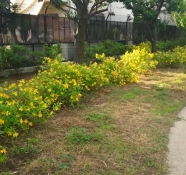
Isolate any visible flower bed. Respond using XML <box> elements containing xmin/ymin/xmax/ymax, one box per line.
<box><xmin>3</xmin><ymin>42</ymin><xmax>183</xmax><ymax>162</ymax></box>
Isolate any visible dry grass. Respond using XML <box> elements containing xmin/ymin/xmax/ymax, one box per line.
<box><xmin>1</xmin><ymin>68</ymin><xmax>186</xmax><ymax>175</ymax></box>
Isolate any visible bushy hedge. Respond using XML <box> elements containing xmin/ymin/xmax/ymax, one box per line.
<box><xmin>0</xmin><ymin>43</ymin><xmax>157</xmax><ymax>162</ymax></box>
<box><xmin>0</xmin><ymin>43</ymin><xmax>62</xmax><ymax>71</ymax></box>
<box><xmin>84</xmin><ymin>40</ymin><xmax>132</xmax><ymax>64</ymax></box>
<box><xmin>157</xmin><ymin>37</ymin><xmax>186</xmax><ymax>52</ymax></box>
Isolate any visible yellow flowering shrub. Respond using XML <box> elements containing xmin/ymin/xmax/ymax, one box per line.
<box><xmin>0</xmin><ymin>44</ymin><xmax>157</xmax><ymax>162</ymax></box>
<box><xmin>153</xmin><ymin>45</ymin><xmax>186</xmax><ymax>68</ymax></box>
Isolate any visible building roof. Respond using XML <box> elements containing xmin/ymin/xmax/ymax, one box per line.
<box><xmin>10</xmin><ymin>0</ymin><xmax>68</xmax><ymax>16</ymax></box>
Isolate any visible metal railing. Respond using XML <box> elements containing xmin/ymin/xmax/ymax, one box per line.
<box><xmin>0</xmin><ymin>14</ymin><xmax>74</xmax><ymax>45</ymax></box>
<box><xmin>0</xmin><ymin>13</ymin><xmax>180</xmax><ymax>45</ymax></box>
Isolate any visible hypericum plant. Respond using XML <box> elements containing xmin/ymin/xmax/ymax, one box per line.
<box><xmin>153</xmin><ymin>45</ymin><xmax>186</xmax><ymax>68</ymax></box>
<box><xmin>0</xmin><ymin>43</ymin><xmax>157</xmax><ymax>162</ymax></box>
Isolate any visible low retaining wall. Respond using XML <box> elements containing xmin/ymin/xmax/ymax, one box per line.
<box><xmin>0</xmin><ymin>66</ymin><xmax>38</xmax><ymax>77</ymax></box>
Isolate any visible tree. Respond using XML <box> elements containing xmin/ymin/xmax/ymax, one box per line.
<box><xmin>39</xmin><ymin>0</ymin><xmax>112</xmax><ymax>63</ymax></box>
<box><xmin>119</xmin><ymin>0</ymin><xmax>183</xmax><ymax>53</ymax></box>
<box><xmin>0</xmin><ymin>0</ymin><xmax>18</xmax><ymax>34</ymax></box>
<box><xmin>171</xmin><ymin>1</ymin><xmax>186</xmax><ymax>29</ymax></box>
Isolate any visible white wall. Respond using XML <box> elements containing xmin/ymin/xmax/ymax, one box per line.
<box><xmin>103</xmin><ymin>2</ymin><xmax>133</xmax><ymax>22</ymax></box>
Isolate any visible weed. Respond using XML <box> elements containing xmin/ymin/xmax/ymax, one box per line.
<box><xmin>58</xmin><ymin>162</ymin><xmax>71</xmax><ymax>169</ymax></box>
<box><xmin>0</xmin><ymin>172</ymin><xmax>13</xmax><ymax>175</ymax></box>
<box><xmin>85</xmin><ymin>113</ymin><xmax>108</xmax><ymax>122</ymax></box>
<box><xmin>66</xmin><ymin>127</ymin><xmax>103</xmax><ymax>144</ymax></box>
<box><xmin>11</xmin><ymin>138</ymin><xmax>39</xmax><ymax>154</ymax></box>
<box><xmin>110</xmin><ymin>88</ymin><xmax>144</xmax><ymax>101</ymax></box>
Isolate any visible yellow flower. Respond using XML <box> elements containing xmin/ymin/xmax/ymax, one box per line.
<box><xmin>12</xmin><ymin>91</ymin><xmax>17</xmax><ymax>96</ymax></box>
<box><xmin>38</xmin><ymin>113</ymin><xmax>42</xmax><ymax>118</ymax></box>
<box><xmin>20</xmin><ymin>118</ymin><xmax>23</xmax><ymax>123</ymax></box>
<box><xmin>16</xmin><ymin>114</ymin><xmax>20</xmax><ymax>118</ymax></box>
<box><xmin>54</xmin><ymin>106</ymin><xmax>59</xmax><ymax>111</ymax></box>
<box><xmin>42</xmin><ymin>103</ymin><xmax>47</xmax><ymax>108</ymax></box>
<box><xmin>50</xmin><ymin>111</ymin><xmax>54</xmax><ymax>115</ymax></box>
<box><xmin>8</xmin><ymin>83</ymin><xmax>16</xmax><ymax>89</ymax></box>
<box><xmin>28</xmin><ymin>122</ymin><xmax>33</xmax><ymax>126</ymax></box>
<box><xmin>78</xmin><ymin>93</ymin><xmax>82</xmax><ymax>97</ymax></box>
<box><xmin>19</xmin><ymin>79</ymin><xmax>25</xmax><ymax>83</ymax></box>
<box><xmin>5</xmin><ymin>111</ymin><xmax>10</xmax><ymax>116</ymax></box>
<box><xmin>72</xmin><ymin>79</ymin><xmax>77</xmax><ymax>85</ymax></box>
<box><xmin>24</xmin><ymin>119</ymin><xmax>28</xmax><ymax>123</ymax></box>
<box><xmin>7</xmin><ymin>132</ymin><xmax>12</xmax><ymax>136</ymax></box>
<box><xmin>50</xmin><ymin>94</ymin><xmax>55</xmax><ymax>98</ymax></box>
<box><xmin>63</xmin><ymin>83</ymin><xmax>68</xmax><ymax>89</ymax></box>
<box><xmin>29</xmin><ymin>102</ymin><xmax>34</xmax><ymax>107</ymax></box>
<box><xmin>0</xmin><ymin>119</ymin><xmax>4</xmax><ymax>125</ymax></box>
<box><xmin>13</xmin><ymin>132</ymin><xmax>19</xmax><ymax>137</ymax></box>
<box><xmin>0</xmin><ymin>148</ymin><xmax>7</xmax><ymax>154</ymax></box>
<box><xmin>19</xmin><ymin>106</ymin><xmax>23</xmax><ymax>111</ymax></box>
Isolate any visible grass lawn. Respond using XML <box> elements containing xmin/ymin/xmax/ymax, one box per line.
<box><xmin>0</xmin><ymin>68</ymin><xmax>186</xmax><ymax>175</ymax></box>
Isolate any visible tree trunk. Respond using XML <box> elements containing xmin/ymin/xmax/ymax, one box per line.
<box><xmin>148</xmin><ymin>24</ymin><xmax>157</xmax><ymax>53</ymax></box>
<box><xmin>150</xmin><ymin>36</ymin><xmax>157</xmax><ymax>53</ymax></box>
<box><xmin>74</xmin><ymin>18</ymin><xmax>87</xmax><ymax>64</ymax></box>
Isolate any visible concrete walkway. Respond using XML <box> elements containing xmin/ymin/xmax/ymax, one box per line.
<box><xmin>167</xmin><ymin>107</ymin><xmax>186</xmax><ymax>175</ymax></box>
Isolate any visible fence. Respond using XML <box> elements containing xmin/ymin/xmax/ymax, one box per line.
<box><xmin>0</xmin><ymin>14</ymin><xmax>73</xmax><ymax>45</ymax></box>
<box><xmin>0</xmin><ymin>13</ymin><xmax>180</xmax><ymax>45</ymax></box>
<box><xmin>86</xmin><ymin>20</ymin><xmax>179</xmax><ymax>43</ymax></box>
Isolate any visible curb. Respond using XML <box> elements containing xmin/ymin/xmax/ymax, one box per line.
<box><xmin>0</xmin><ymin>66</ymin><xmax>38</xmax><ymax>77</ymax></box>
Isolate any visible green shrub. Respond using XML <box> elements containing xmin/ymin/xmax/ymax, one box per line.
<box><xmin>157</xmin><ymin>37</ymin><xmax>186</xmax><ymax>52</ymax></box>
<box><xmin>84</xmin><ymin>40</ymin><xmax>132</xmax><ymax>64</ymax></box>
<box><xmin>0</xmin><ymin>43</ymin><xmax>63</xmax><ymax>70</ymax></box>
<box><xmin>44</xmin><ymin>43</ymin><xmax>62</xmax><ymax>59</ymax></box>
<box><xmin>0</xmin><ymin>44</ymin><xmax>31</xmax><ymax>69</ymax></box>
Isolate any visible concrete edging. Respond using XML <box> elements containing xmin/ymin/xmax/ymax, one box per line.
<box><xmin>0</xmin><ymin>66</ymin><xmax>38</xmax><ymax>77</ymax></box>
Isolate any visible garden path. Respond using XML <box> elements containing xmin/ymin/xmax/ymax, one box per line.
<box><xmin>167</xmin><ymin>107</ymin><xmax>186</xmax><ymax>175</ymax></box>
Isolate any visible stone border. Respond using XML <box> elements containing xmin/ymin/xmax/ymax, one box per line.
<box><xmin>0</xmin><ymin>66</ymin><xmax>38</xmax><ymax>77</ymax></box>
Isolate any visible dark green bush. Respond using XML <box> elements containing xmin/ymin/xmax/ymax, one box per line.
<box><xmin>0</xmin><ymin>44</ymin><xmax>31</xmax><ymax>69</ymax></box>
<box><xmin>44</xmin><ymin>43</ymin><xmax>62</xmax><ymax>59</ymax></box>
<box><xmin>157</xmin><ymin>37</ymin><xmax>186</xmax><ymax>51</ymax></box>
<box><xmin>84</xmin><ymin>40</ymin><xmax>132</xmax><ymax>64</ymax></box>
<box><xmin>0</xmin><ymin>43</ymin><xmax>62</xmax><ymax>70</ymax></box>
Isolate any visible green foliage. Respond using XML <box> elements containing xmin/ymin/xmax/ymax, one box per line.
<box><xmin>44</xmin><ymin>43</ymin><xmax>62</xmax><ymax>59</ymax></box>
<box><xmin>171</xmin><ymin>0</ymin><xmax>186</xmax><ymax>28</ymax></box>
<box><xmin>0</xmin><ymin>44</ymin><xmax>31</xmax><ymax>69</ymax></box>
<box><xmin>85</xmin><ymin>113</ymin><xmax>109</xmax><ymax>122</ymax></box>
<box><xmin>0</xmin><ymin>43</ymin><xmax>63</xmax><ymax>71</ymax></box>
<box><xmin>156</xmin><ymin>38</ymin><xmax>186</xmax><ymax>52</ymax></box>
<box><xmin>0</xmin><ymin>1</ymin><xmax>18</xmax><ymax>34</ymax></box>
<box><xmin>66</xmin><ymin>128</ymin><xmax>103</xmax><ymax>144</ymax></box>
<box><xmin>84</xmin><ymin>40</ymin><xmax>132</xmax><ymax>64</ymax></box>
<box><xmin>119</xmin><ymin>0</ymin><xmax>183</xmax><ymax>52</ymax></box>
<box><xmin>11</xmin><ymin>138</ymin><xmax>38</xmax><ymax>154</ymax></box>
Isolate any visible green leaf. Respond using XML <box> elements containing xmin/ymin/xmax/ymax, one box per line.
<box><xmin>58</xmin><ymin>162</ymin><xmax>71</xmax><ymax>169</ymax></box>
